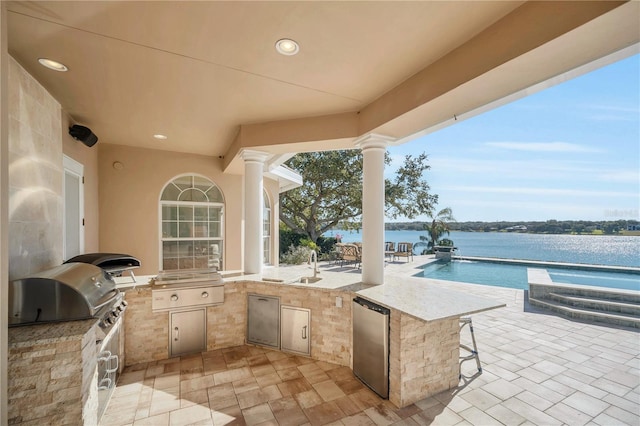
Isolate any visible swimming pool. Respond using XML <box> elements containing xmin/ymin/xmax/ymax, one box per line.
<box><xmin>419</xmin><ymin>259</ymin><xmax>640</xmax><ymax>291</ymax></box>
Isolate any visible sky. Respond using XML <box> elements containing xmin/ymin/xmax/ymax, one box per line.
<box><xmin>386</xmin><ymin>53</ymin><xmax>640</xmax><ymax>223</ymax></box>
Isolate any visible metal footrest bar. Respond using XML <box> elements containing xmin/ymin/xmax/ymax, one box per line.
<box><xmin>459</xmin><ymin>316</ymin><xmax>482</xmax><ymax>379</ymax></box>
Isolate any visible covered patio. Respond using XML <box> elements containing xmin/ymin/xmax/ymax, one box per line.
<box><xmin>1</xmin><ymin>2</ymin><xmax>639</xmax><ymax>421</ymax></box>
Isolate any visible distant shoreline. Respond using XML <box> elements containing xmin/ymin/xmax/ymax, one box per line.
<box><xmin>383</xmin><ymin>219</ymin><xmax>639</xmax><ymax>236</ymax></box>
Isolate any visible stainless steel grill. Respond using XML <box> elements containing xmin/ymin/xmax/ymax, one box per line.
<box><xmin>65</xmin><ymin>252</ymin><xmax>141</xmax><ymax>281</ymax></box>
<box><xmin>8</xmin><ymin>262</ymin><xmax>126</xmax><ymax>330</ymax></box>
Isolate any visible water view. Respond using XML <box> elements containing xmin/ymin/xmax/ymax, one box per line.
<box><xmin>330</xmin><ymin>230</ymin><xmax>640</xmax><ymax>268</ymax></box>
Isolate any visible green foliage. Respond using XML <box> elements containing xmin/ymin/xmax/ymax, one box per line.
<box><xmin>278</xmin><ymin>229</ymin><xmax>338</xmax><ymax>262</ymax></box>
<box><xmin>316</xmin><ymin>237</ymin><xmax>338</xmax><ymax>259</ymax></box>
<box><xmin>280</xmin><ymin>150</ymin><xmax>438</xmax><ymax>243</ymax></box>
<box><xmin>279</xmin><ymin>229</ymin><xmax>306</xmax><ymax>257</ymax></box>
<box><xmin>299</xmin><ymin>239</ymin><xmax>319</xmax><ymax>251</ymax></box>
<box><xmin>385</xmin><ymin>152</ymin><xmax>438</xmax><ymax>220</ymax></box>
<box><xmin>280</xmin><ymin>245</ymin><xmax>311</xmax><ymax>265</ymax></box>
<box><xmin>420</xmin><ymin>207</ymin><xmax>456</xmax><ymax>249</ymax></box>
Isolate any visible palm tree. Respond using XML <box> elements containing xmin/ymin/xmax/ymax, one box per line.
<box><xmin>419</xmin><ymin>207</ymin><xmax>456</xmax><ymax>252</ymax></box>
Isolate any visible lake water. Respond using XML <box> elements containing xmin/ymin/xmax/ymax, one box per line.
<box><xmin>328</xmin><ymin>230</ymin><xmax>640</xmax><ymax>268</ymax></box>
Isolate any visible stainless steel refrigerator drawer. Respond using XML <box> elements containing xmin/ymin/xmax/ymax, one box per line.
<box><xmin>247</xmin><ymin>294</ymin><xmax>280</xmax><ymax>348</ymax></box>
<box><xmin>352</xmin><ymin>297</ymin><xmax>390</xmax><ymax>398</ymax></box>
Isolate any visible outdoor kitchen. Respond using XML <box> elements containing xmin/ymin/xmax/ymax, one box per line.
<box><xmin>4</xmin><ymin>2</ymin><xmax>634</xmax><ymax>425</ymax></box>
<box><xmin>2</xmin><ymin>50</ymin><xmax>507</xmax><ymax>425</ymax></box>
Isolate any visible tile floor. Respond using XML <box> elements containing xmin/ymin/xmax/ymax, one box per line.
<box><xmin>101</xmin><ymin>271</ymin><xmax>640</xmax><ymax>426</ymax></box>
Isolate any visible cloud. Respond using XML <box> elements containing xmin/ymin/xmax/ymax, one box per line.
<box><xmin>439</xmin><ymin>185</ymin><xmax>635</xmax><ymax>198</ymax></box>
<box><xmin>597</xmin><ymin>170</ymin><xmax>640</xmax><ymax>183</ymax></box>
<box><xmin>581</xmin><ymin>104</ymin><xmax>640</xmax><ymax>114</ymax></box>
<box><xmin>428</xmin><ymin>156</ymin><xmax>607</xmax><ymax>178</ymax></box>
<box><xmin>588</xmin><ymin>114</ymin><xmax>638</xmax><ymax>122</ymax></box>
<box><xmin>484</xmin><ymin>141</ymin><xmax>602</xmax><ymax>153</ymax></box>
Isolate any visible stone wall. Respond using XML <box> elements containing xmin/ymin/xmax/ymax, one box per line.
<box><xmin>207</xmin><ymin>282</ymin><xmax>247</xmax><ymax>350</ymax></box>
<box><xmin>389</xmin><ymin>313</ymin><xmax>459</xmax><ymax>407</ymax></box>
<box><xmin>7</xmin><ymin>320</ymin><xmax>98</xmax><ymax>425</ymax></box>
<box><xmin>122</xmin><ymin>287</ymin><xmax>169</xmax><ymax>365</ymax></box>
<box><xmin>7</xmin><ymin>57</ymin><xmax>63</xmax><ymax>280</ymax></box>
<box><xmin>245</xmin><ymin>282</ymin><xmax>352</xmax><ymax>367</ymax></box>
<box><xmin>124</xmin><ymin>281</ymin><xmax>353</xmax><ymax>368</ymax></box>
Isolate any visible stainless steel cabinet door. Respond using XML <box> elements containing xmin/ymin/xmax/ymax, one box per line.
<box><xmin>247</xmin><ymin>294</ymin><xmax>280</xmax><ymax>348</ymax></box>
<box><xmin>170</xmin><ymin>308</ymin><xmax>206</xmax><ymax>357</ymax></box>
<box><xmin>281</xmin><ymin>306</ymin><xmax>310</xmax><ymax>356</ymax></box>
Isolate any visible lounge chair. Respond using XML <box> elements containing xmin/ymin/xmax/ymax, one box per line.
<box><xmin>393</xmin><ymin>242</ymin><xmax>413</xmax><ymax>262</ymax></box>
<box><xmin>384</xmin><ymin>242</ymin><xmax>395</xmax><ymax>261</ymax></box>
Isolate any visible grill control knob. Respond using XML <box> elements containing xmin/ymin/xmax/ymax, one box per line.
<box><xmin>170</xmin><ymin>294</ymin><xmax>179</xmax><ymax>302</ymax></box>
<box><xmin>104</xmin><ymin>317</ymin><xmax>114</xmax><ymax>326</ymax></box>
<box><xmin>121</xmin><ymin>300</ymin><xmax>128</xmax><ymax>307</ymax></box>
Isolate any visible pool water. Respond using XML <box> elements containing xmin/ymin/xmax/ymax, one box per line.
<box><xmin>547</xmin><ymin>268</ymin><xmax>640</xmax><ymax>291</ymax></box>
<box><xmin>419</xmin><ymin>260</ymin><xmax>640</xmax><ymax>291</ymax></box>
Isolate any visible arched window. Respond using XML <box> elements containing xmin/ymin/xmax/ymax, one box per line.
<box><xmin>263</xmin><ymin>190</ymin><xmax>271</xmax><ymax>265</ymax></box>
<box><xmin>160</xmin><ymin>174</ymin><xmax>224</xmax><ymax>271</ymax></box>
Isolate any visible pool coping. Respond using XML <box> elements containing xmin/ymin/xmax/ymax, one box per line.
<box><xmin>454</xmin><ymin>255</ymin><xmax>640</xmax><ymax>274</ymax></box>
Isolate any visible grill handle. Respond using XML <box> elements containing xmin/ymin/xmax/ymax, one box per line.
<box><xmin>93</xmin><ymin>289</ymin><xmax>120</xmax><ymax>311</ymax></box>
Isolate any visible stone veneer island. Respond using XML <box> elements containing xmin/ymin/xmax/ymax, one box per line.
<box><xmin>8</xmin><ymin>270</ymin><xmax>503</xmax><ymax>424</ymax></box>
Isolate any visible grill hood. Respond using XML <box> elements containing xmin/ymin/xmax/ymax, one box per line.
<box><xmin>64</xmin><ymin>252</ymin><xmax>140</xmax><ymax>276</ymax></box>
<box><xmin>9</xmin><ymin>263</ymin><xmax>120</xmax><ymax>327</ymax></box>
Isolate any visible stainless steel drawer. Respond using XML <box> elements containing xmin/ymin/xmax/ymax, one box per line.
<box><xmin>152</xmin><ymin>285</ymin><xmax>224</xmax><ymax>311</ymax></box>
<box><xmin>247</xmin><ymin>294</ymin><xmax>280</xmax><ymax>348</ymax></box>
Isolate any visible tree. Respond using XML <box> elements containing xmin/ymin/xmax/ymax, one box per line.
<box><xmin>280</xmin><ymin>150</ymin><xmax>438</xmax><ymax>243</ymax></box>
<box><xmin>419</xmin><ymin>207</ymin><xmax>456</xmax><ymax>251</ymax></box>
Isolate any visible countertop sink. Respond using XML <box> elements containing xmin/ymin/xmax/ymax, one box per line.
<box><xmin>297</xmin><ymin>276</ymin><xmax>322</xmax><ymax>284</ymax></box>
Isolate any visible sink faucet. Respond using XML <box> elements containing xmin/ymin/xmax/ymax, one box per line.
<box><xmin>309</xmin><ymin>250</ymin><xmax>320</xmax><ymax>278</ymax></box>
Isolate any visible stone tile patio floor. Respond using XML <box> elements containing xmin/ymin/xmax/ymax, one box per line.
<box><xmin>101</xmin><ymin>270</ymin><xmax>639</xmax><ymax>425</ymax></box>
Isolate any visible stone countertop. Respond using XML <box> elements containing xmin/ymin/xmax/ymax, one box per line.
<box><xmin>357</xmin><ymin>275</ymin><xmax>505</xmax><ymax>321</ymax></box>
<box><xmin>114</xmin><ymin>259</ymin><xmax>504</xmax><ymax>323</ymax></box>
<box><xmin>249</xmin><ymin>263</ymin><xmax>504</xmax><ymax>321</ymax></box>
<box><xmin>8</xmin><ymin>318</ymin><xmax>97</xmax><ymax>347</ymax></box>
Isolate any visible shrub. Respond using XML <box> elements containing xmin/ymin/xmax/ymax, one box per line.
<box><xmin>279</xmin><ymin>230</ymin><xmax>306</xmax><ymax>257</ymax></box>
<box><xmin>280</xmin><ymin>245</ymin><xmax>312</xmax><ymax>265</ymax></box>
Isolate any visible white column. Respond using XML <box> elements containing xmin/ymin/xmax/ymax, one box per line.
<box><xmin>356</xmin><ymin>134</ymin><xmax>394</xmax><ymax>285</ymax></box>
<box><xmin>242</xmin><ymin>150</ymin><xmax>269</xmax><ymax>275</ymax></box>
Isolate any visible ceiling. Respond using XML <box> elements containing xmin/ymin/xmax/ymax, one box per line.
<box><xmin>6</xmin><ymin>1</ymin><xmax>639</xmax><ymax>173</ymax></box>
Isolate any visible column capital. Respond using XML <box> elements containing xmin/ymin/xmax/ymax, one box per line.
<box><xmin>241</xmin><ymin>149</ymin><xmax>270</xmax><ymax>163</ymax></box>
<box><xmin>354</xmin><ymin>133</ymin><xmax>395</xmax><ymax>151</ymax></box>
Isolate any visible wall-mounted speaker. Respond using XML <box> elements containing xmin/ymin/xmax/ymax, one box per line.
<box><xmin>69</xmin><ymin>125</ymin><xmax>98</xmax><ymax>147</ymax></box>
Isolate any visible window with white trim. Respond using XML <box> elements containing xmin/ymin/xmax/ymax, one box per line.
<box><xmin>160</xmin><ymin>174</ymin><xmax>224</xmax><ymax>270</ymax></box>
<box><xmin>263</xmin><ymin>190</ymin><xmax>271</xmax><ymax>265</ymax></box>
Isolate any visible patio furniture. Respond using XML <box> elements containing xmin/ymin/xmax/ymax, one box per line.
<box><xmin>393</xmin><ymin>242</ymin><xmax>413</xmax><ymax>262</ymax></box>
<box><xmin>384</xmin><ymin>242</ymin><xmax>395</xmax><ymax>261</ymax></box>
<box><xmin>339</xmin><ymin>244</ymin><xmax>361</xmax><ymax>268</ymax></box>
<box><xmin>333</xmin><ymin>243</ymin><xmax>345</xmax><ymax>265</ymax></box>
<box><xmin>459</xmin><ymin>316</ymin><xmax>482</xmax><ymax>379</ymax></box>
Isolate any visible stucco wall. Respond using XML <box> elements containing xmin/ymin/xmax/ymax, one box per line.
<box><xmin>98</xmin><ymin>144</ymin><xmax>278</xmax><ymax>274</ymax></box>
<box><xmin>7</xmin><ymin>56</ymin><xmax>63</xmax><ymax>280</ymax></box>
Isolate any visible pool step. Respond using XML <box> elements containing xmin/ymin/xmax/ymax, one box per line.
<box><xmin>529</xmin><ymin>296</ymin><xmax>640</xmax><ymax>329</ymax></box>
<box><xmin>548</xmin><ymin>292</ymin><xmax>640</xmax><ymax>316</ymax></box>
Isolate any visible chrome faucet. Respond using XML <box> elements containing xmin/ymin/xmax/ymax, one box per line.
<box><xmin>309</xmin><ymin>250</ymin><xmax>320</xmax><ymax>278</ymax></box>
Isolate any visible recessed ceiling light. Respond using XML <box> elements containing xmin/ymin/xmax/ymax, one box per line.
<box><xmin>153</xmin><ymin>134</ymin><xmax>168</xmax><ymax>140</ymax></box>
<box><xmin>38</xmin><ymin>58</ymin><xmax>68</xmax><ymax>72</ymax></box>
<box><xmin>275</xmin><ymin>38</ymin><xmax>299</xmax><ymax>56</ymax></box>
